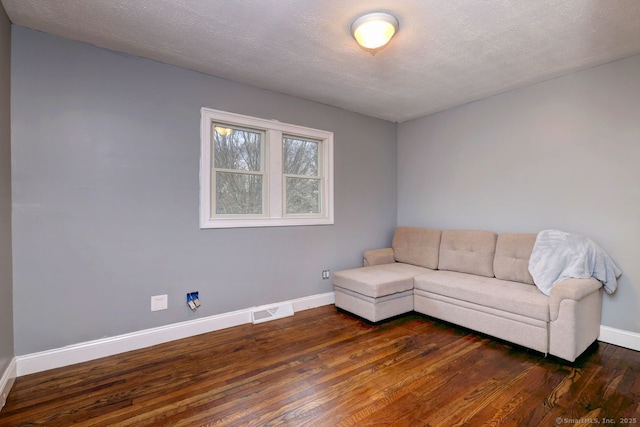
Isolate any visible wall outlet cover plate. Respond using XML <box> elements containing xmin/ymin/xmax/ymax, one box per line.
<box><xmin>151</xmin><ymin>294</ymin><xmax>168</xmax><ymax>311</ymax></box>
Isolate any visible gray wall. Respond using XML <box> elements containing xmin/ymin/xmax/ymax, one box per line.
<box><xmin>0</xmin><ymin>3</ymin><xmax>13</xmax><ymax>374</ymax></box>
<box><xmin>11</xmin><ymin>27</ymin><xmax>397</xmax><ymax>355</ymax></box>
<box><xmin>398</xmin><ymin>55</ymin><xmax>640</xmax><ymax>333</ymax></box>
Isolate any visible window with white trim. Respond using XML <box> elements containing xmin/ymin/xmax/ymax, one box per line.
<box><xmin>200</xmin><ymin>108</ymin><xmax>334</xmax><ymax>228</ymax></box>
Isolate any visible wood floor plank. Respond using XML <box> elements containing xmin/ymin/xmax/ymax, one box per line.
<box><xmin>1</xmin><ymin>305</ymin><xmax>639</xmax><ymax>426</ymax></box>
<box><xmin>355</xmin><ymin>338</ymin><xmax>515</xmax><ymax>426</ymax></box>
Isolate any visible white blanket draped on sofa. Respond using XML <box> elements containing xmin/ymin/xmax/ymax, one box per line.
<box><xmin>528</xmin><ymin>229</ymin><xmax>622</xmax><ymax>296</ymax></box>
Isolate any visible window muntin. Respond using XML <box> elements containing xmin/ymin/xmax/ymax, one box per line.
<box><xmin>200</xmin><ymin>108</ymin><xmax>333</xmax><ymax>228</ymax></box>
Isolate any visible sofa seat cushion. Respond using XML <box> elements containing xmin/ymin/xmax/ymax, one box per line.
<box><xmin>333</xmin><ymin>263</ymin><xmax>430</xmax><ymax>298</ymax></box>
<box><xmin>414</xmin><ymin>270</ymin><xmax>549</xmax><ymax>321</ymax></box>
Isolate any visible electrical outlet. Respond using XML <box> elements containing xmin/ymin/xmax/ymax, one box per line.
<box><xmin>322</xmin><ymin>269</ymin><xmax>330</xmax><ymax>279</ymax></box>
<box><xmin>151</xmin><ymin>294</ymin><xmax>168</xmax><ymax>311</ymax></box>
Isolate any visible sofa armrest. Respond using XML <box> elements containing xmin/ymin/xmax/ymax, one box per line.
<box><xmin>549</xmin><ymin>278</ymin><xmax>602</xmax><ymax>321</ymax></box>
<box><xmin>363</xmin><ymin>248</ymin><xmax>395</xmax><ymax>266</ymax></box>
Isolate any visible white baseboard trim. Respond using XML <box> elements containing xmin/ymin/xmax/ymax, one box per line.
<box><xmin>17</xmin><ymin>292</ymin><xmax>335</xmax><ymax>377</ymax></box>
<box><xmin>599</xmin><ymin>325</ymin><xmax>640</xmax><ymax>352</ymax></box>
<box><xmin>291</xmin><ymin>291</ymin><xmax>335</xmax><ymax>311</ymax></box>
<box><xmin>1</xmin><ymin>357</ymin><xmax>17</xmax><ymax>411</ymax></box>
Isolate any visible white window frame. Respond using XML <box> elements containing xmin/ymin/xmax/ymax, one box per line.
<box><xmin>200</xmin><ymin>108</ymin><xmax>334</xmax><ymax>229</ymax></box>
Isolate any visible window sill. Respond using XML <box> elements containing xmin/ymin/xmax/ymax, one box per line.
<box><xmin>200</xmin><ymin>216</ymin><xmax>334</xmax><ymax>229</ymax></box>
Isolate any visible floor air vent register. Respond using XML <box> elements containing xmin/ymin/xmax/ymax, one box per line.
<box><xmin>251</xmin><ymin>302</ymin><xmax>294</xmax><ymax>324</ymax></box>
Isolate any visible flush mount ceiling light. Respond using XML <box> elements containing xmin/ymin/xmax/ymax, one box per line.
<box><xmin>351</xmin><ymin>12</ymin><xmax>399</xmax><ymax>50</ymax></box>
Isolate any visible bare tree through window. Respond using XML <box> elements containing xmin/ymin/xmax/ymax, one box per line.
<box><xmin>283</xmin><ymin>137</ymin><xmax>321</xmax><ymax>214</ymax></box>
<box><xmin>213</xmin><ymin>126</ymin><xmax>264</xmax><ymax>215</ymax></box>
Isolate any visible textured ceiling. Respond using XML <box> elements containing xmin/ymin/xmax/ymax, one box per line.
<box><xmin>3</xmin><ymin>0</ymin><xmax>640</xmax><ymax>122</ymax></box>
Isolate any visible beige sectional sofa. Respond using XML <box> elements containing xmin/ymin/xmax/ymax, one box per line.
<box><xmin>333</xmin><ymin>227</ymin><xmax>604</xmax><ymax>362</ymax></box>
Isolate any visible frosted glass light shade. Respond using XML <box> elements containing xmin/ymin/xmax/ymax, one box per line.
<box><xmin>351</xmin><ymin>12</ymin><xmax>399</xmax><ymax>49</ymax></box>
<box><xmin>214</xmin><ymin>126</ymin><xmax>233</xmax><ymax>136</ymax></box>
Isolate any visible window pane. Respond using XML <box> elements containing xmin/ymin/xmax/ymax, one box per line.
<box><xmin>216</xmin><ymin>172</ymin><xmax>263</xmax><ymax>215</ymax></box>
<box><xmin>286</xmin><ymin>177</ymin><xmax>320</xmax><ymax>214</ymax></box>
<box><xmin>213</xmin><ymin>126</ymin><xmax>262</xmax><ymax>172</ymax></box>
<box><xmin>283</xmin><ymin>137</ymin><xmax>318</xmax><ymax>176</ymax></box>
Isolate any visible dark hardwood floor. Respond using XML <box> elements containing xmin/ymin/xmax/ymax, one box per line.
<box><xmin>1</xmin><ymin>305</ymin><xmax>638</xmax><ymax>426</ymax></box>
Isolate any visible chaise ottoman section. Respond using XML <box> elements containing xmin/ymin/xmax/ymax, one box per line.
<box><xmin>333</xmin><ymin>263</ymin><xmax>430</xmax><ymax>322</ymax></box>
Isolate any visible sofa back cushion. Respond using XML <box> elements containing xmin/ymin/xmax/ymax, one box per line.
<box><xmin>392</xmin><ymin>227</ymin><xmax>442</xmax><ymax>269</ymax></box>
<box><xmin>438</xmin><ymin>230</ymin><xmax>498</xmax><ymax>277</ymax></box>
<box><xmin>493</xmin><ymin>233</ymin><xmax>536</xmax><ymax>285</ymax></box>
